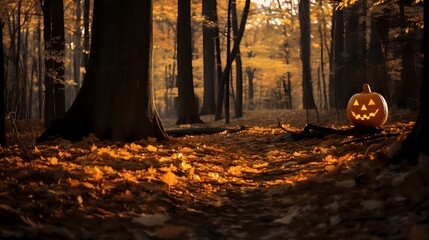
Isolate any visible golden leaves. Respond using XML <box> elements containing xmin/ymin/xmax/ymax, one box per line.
<box><xmin>159</xmin><ymin>170</ymin><xmax>178</xmax><ymax>192</ymax></box>
<box><xmin>147</xmin><ymin>145</ymin><xmax>158</xmax><ymax>152</ymax></box>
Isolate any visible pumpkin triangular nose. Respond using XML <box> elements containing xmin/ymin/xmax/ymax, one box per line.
<box><xmin>361</xmin><ymin>104</ymin><xmax>367</xmax><ymax>111</ymax></box>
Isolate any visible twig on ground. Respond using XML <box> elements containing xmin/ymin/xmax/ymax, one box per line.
<box><xmin>6</xmin><ymin>112</ymin><xmax>33</xmax><ymax>162</ymax></box>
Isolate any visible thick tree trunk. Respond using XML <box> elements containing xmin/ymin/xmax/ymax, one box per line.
<box><xmin>200</xmin><ymin>0</ymin><xmax>217</xmax><ymax>115</ymax></box>
<box><xmin>299</xmin><ymin>0</ymin><xmax>317</xmax><ymax>110</ymax></box>
<box><xmin>1</xmin><ymin>22</ymin><xmax>6</xmax><ymax>146</ymax></box>
<box><xmin>39</xmin><ymin>0</ymin><xmax>166</xmax><ymax>142</ymax></box>
<box><xmin>42</xmin><ymin>0</ymin><xmax>66</xmax><ymax>127</ymax></box>
<box><xmin>176</xmin><ymin>0</ymin><xmax>203</xmax><ymax>124</ymax></box>
<box><xmin>392</xmin><ymin>0</ymin><xmax>429</xmax><ymax>164</ymax></box>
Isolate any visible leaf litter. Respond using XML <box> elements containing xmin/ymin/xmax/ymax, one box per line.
<box><xmin>1</xmin><ymin>109</ymin><xmax>428</xmax><ymax>239</ymax></box>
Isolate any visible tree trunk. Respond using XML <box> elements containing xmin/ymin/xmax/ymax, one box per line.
<box><xmin>341</xmin><ymin>4</ymin><xmax>364</xmax><ymax>108</ymax></box>
<box><xmin>392</xmin><ymin>0</ymin><xmax>429</xmax><ymax>164</ymax></box>
<box><xmin>83</xmin><ymin>0</ymin><xmax>90</xmax><ymax>79</ymax></box>
<box><xmin>299</xmin><ymin>0</ymin><xmax>317</xmax><ymax>110</ymax></box>
<box><xmin>74</xmin><ymin>0</ymin><xmax>82</xmax><ymax>96</ymax></box>
<box><xmin>42</xmin><ymin>0</ymin><xmax>66</xmax><ymax>127</ymax></box>
<box><xmin>39</xmin><ymin>0</ymin><xmax>166</xmax><ymax>142</ymax></box>
<box><xmin>1</xmin><ymin>21</ymin><xmax>6</xmax><ymax>146</ymax></box>
<box><xmin>215</xmin><ymin>0</ymin><xmax>250</xmax><ymax>120</ymax></box>
<box><xmin>397</xmin><ymin>1</ymin><xmax>419</xmax><ymax>109</ymax></box>
<box><xmin>232</xmin><ymin>0</ymin><xmax>243</xmax><ymax>118</ymax></box>
<box><xmin>200</xmin><ymin>0</ymin><xmax>217</xmax><ymax>115</ymax></box>
<box><xmin>393</xmin><ymin>19</ymin><xmax>428</xmax><ymax>164</ymax></box>
<box><xmin>246</xmin><ymin>66</ymin><xmax>255</xmax><ymax>109</ymax></box>
<box><xmin>20</xmin><ymin>26</ymin><xmax>29</xmax><ymax>119</ymax></box>
<box><xmin>224</xmin><ymin>0</ymin><xmax>232</xmax><ymax>123</ymax></box>
<box><xmin>37</xmin><ymin>16</ymin><xmax>43</xmax><ymax>120</ymax></box>
<box><xmin>329</xmin><ymin>7</ymin><xmax>344</xmax><ymax>110</ymax></box>
<box><xmin>318</xmin><ymin>0</ymin><xmax>328</xmax><ymax>110</ymax></box>
<box><xmin>15</xmin><ymin>0</ymin><xmax>23</xmax><ymax>118</ymax></box>
<box><xmin>367</xmin><ymin>15</ymin><xmax>391</xmax><ymax>104</ymax></box>
<box><xmin>176</xmin><ymin>0</ymin><xmax>203</xmax><ymax>124</ymax></box>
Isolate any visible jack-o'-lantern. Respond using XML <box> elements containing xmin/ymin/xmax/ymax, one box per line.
<box><xmin>346</xmin><ymin>84</ymin><xmax>388</xmax><ymax>127</ymax></box>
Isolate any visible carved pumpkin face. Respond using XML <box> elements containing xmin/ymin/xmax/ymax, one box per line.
<box><xmin>346</xmin><ymin>84</ymin><xmax>388</xmax><ymax>127</ymax></box>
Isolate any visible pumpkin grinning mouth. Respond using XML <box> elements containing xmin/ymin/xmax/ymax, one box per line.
<box><xmin>351</xmin><ymin>109</ymin><xmax>379</xmax><ymax>120</ymax></box>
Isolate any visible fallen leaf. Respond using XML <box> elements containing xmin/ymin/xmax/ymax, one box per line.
<box><xmin>329</xmin><ymin>215</ymin><xmax>341</xmax><ymax>225</ymax></box>
<box><xmin>156</xmin><ymin>224</ymin><xmax>191</xmax><ymax>239</ymax></box>
<box><xmin>361</xmin><ymin>199</ymin><xmax>384</xmax><ymax>211</ymax></box>
<box><xmin>33</xmin><ymin>147</ymin><xmax>41</xmax><ymax>155</ymax></box>
<box><xmin>160</xmin><ymin>170</ymin><xmax>178</xmax><ymax>191</ymax></box>
<box><xmin>407</xmin><ymin>224</ymin><xmax>429</xmax><ymax>240</ymax></box>
<box><xmin>181</xmin><ymin>161</ymin><xmax>192</xmax><ymax>171</ymax></box>
<box><xmin>273</xmin><ymin>206</ymin><xmax>300</xmax><ymax>225</ymax></box>
<box><xmin>133</xmin><ymin>214</ymin><xmax>170</xmax><ymax>226</ymax></box>
<box><xmin>49</xmin><ymin>157</ymin><xmax>58</xmax><ymax>165</ymax></box>
<box><xmin>147</xmin><ymin>145</ymin><xmax>158</xmax><ymax>152</ymax></box>
<box><xmin>335</xmin><ymin>179</ymin><xmax>355</xmax><ymax>188</ymax></box>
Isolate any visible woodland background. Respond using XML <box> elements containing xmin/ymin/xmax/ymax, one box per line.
<box><xmin>0</xmin><ymin>0</ymin><xmax>424</xmax><ymax>134</ymax></box>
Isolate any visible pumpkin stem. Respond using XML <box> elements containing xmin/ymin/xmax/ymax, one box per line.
<box><xmin>363</xmin><ymin>84</ymin><xmax>371</xmax><ymax>93</ymax></box>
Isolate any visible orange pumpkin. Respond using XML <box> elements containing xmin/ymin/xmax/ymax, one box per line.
<box><xmin>346</xmin><ymin>84</ymin><xmax>388</xmax><ymax>127</ymax></box>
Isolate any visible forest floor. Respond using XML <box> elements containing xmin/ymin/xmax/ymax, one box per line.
<box><xmin>1</xmin><ymin>109</ymin><xmax>429</xmax><ymax>239</ymax></box>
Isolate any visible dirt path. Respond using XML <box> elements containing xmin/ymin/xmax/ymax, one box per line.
<box><xmin>1</xmin><ymin>110</ymin><xmax>428</xmax><ymax>239</ymax></box>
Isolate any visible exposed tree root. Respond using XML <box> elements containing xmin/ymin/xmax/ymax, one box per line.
<box><xmin>279</xmin><ymin>122</ymin><xmax>399</xmax><ymax>142</ymax></box>
<box><xmin>166</xmin><ymin>126</ymin><xmax>246</xmax><ymax>137</ymax></box>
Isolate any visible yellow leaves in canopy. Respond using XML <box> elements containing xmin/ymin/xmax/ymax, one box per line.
<box><xmin>336</xmin><ymin>0</ymin><xmax>358</xmax><ymax>10</ymax></box>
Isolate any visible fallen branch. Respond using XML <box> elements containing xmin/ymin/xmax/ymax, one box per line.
<box><xmin>279</xmin><ymin>122</ymin><xmax>399</xmax><ymax>141</ymax></box>
<box><xmin>6</xmin><ymin>112</ymin><xmax>33</xmax><ymax>162</ymax></box>
<box><xmin>166</xmin><ymin>126</ymin><xmax>246</xmax><ymax>137</ymax></box>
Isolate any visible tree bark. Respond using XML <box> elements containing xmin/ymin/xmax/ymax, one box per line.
<box><xmin>200</xmin><ymin>0</ymin><xmax>217</xmax><ymax>115</ymax></box>
<box><xmin>232</xmin><ymin>0</ymin><xmax>243</xmax><ymax>118</ymax></box>
<box><xmin>299</xmin><ymin>0</ymin><xmax>317</xmax><ymax>110</ymax></box>
<box><xmin>74</xmin><ymin>0</ymin><xmax>82</xmax><ymax>96</ymax></box>
<box><xmin>41</xmin><ymin>0</ymin><xmax>66</xmax><ymax>127</ymax></box>
<box><xmin>215</xmin><ymin>0</ymin><xmax>250</xmax><ymax>120</ymax></box>
<box><xmin>83</xmin><ymin>0</ymin><xmax>90</xmax><ymax>79</ymax></box>
<box><xmin>329</xmin><ymin>7</ymin><xmax>344</xmax><ymax>110</ymax></box>
<box><xmin>397</xmin><ymin>1</ymin><xmax>419</xmax><ymax>109</ymax></box>
<box><xmin>392</xmin><ymin>0</ymin><xmax>429</xmax><ymax>164</ymax></box>
<box><xmin>39</xmin><ymin>0</ymin><xmax>166</xmax><ymax>142</ymax></box>
<box><xmin>341</xmin><ymin>4</ymin><xmax>364</xmax><ymax>108</ymax></box>
<box><xmin>176</xmin><ymin>0</ymin><xmax>203</xmax><ymax>124</ymax></box>
<box><xmin>37</xmin><ymin>16</ymin><xmax>43</xmax><ymax>120</ymax></box>
<box><xmin>367</xmin><ymin>14</ymin><xmax>391</xmax><ymax>104</ymax></box>
<box><xmin>1</xmin><ymin>21</ymin><xmax>6</xmax><ymax>146</ymax></box>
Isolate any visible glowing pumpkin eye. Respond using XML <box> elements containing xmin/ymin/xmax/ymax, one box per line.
<box><xmin>353</xmin><ymin>100</ymin><xmax>359</xmax><ymax>106</ymax></box>
<box><xmin>368</xmin><ymin>99</ymin><xmax>375</xmax><ymax>106</ymax></box>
